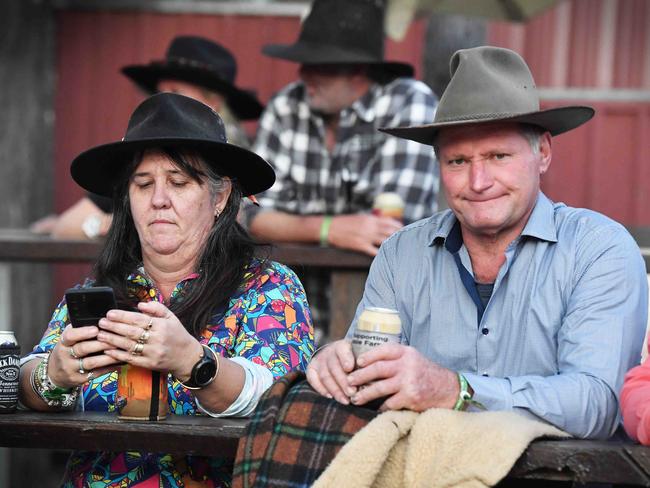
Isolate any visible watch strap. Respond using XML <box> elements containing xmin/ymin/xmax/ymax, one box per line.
<box><xmin>179</xmin><ymin>345</ymin><xmax>219</xmax><ymax>390</ymax></box>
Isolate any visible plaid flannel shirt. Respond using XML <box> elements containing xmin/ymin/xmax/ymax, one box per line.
<box><xmin>246</xmin><ymin>78</ymin><xmax>439</xmax><ymax>226</ymax></box>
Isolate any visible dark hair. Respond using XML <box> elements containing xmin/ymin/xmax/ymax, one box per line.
<box><xmin>92</xmin><ymin>147</ymin><xmax>262</xmax><ymax>337</ymax></box>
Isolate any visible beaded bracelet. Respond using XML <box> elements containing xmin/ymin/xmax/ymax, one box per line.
<box><xmin>31</xmin><ymin>353</ymin><xmax>80</xmax><ymax>409</ymax></box>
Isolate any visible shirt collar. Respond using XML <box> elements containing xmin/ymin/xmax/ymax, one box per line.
<box><xmin>427</xmin><ymin>210</ymin><xmax>458</xmax><ymax>248</ymax></box>
<box><xmin>520</xmin><ymin>192</ymin><xmax>558</xmax><ymax>243</ymax></box>
<box><xmin>345</xmin><ymin>83</ymin><xmax>381</xmax><ymax>123</ymax></box>
<box><xmin>428</xmin><ymin>192</ymin><xmax>558</xmax><ymax>250</ymax></box>
<box><xmin>126</xmin><ymin>266</ymin><xmax>200</xmax><ymax>288</ymax></box>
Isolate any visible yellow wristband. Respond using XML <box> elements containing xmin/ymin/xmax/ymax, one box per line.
<box><xmin>320</xmin><ymin>216</ymin><xmax>333</xmax><ymax>246</ymax></box>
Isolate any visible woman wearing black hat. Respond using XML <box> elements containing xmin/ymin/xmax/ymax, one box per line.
<box><xmin>19</xmin><ymin>93</ymin><xmax>313</xmax><ymax>487</ymax></box>
<box><xmin>35</xmin><ymin>35</ymin><xmax>263</xmax><ymax>240</ymax></box>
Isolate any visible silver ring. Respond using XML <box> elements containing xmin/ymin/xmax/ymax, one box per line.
<box><xmin>138</xmin><ymin>330</ymin><xmax>150</xmax><ymax>344</ymax></box>
<box><xmin>131</xmin><ymin>342</ymin><xmax>144</xmax><ymax>356</ymax></box>
<box><xmin>87</xmin><ymin>370</ymin><xmax>95</xmax><ymax>381</ymax></box>
<box><xmin>146</xmin><ymin>317</ymin><xmax>154</xmax><ymax>330</ymax></box>
<box><xmin>69</xmin><ymin>346</ymin><xmax>79</xmax><ymax>359</ymax></box>
<box><xmin>78</xmin><ymin>358</ymin><xmax>85</xmax><ymax>374</ymax></box>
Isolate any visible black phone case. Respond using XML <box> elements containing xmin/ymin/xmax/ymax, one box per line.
<box><xmin>65</xmin><ymin>286</ymin><xmax>117</xmax><ymax>327</ymax></box>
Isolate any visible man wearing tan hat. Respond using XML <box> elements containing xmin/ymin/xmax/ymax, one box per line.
<box><xmin>306</xmin><ymin>46</ymin><xmax>648</xmax><ymax>439</ymax></box>
<box><xmin>246</xmin><ymin>0</ymin><xmax>440</xmax><ymax>257</ymax></box>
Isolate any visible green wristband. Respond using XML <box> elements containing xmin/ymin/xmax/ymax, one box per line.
<box><xmin>32</xmin><ymin>353</ymin><xmax>79</xmax><ymax>409</ymax></box>
<box><xmin>453</xmin><ymin>372</ymin><xmax>471</xmax><ymax>411</ymax></box>
<box><xmin>320</xmin><ymin>216</ymin><xmax>333</xmax><ymax>246</ymax></box>
<box><xmin>453</xmin><ymin>372</ymin><xmax>486</xmax><ymax>411</ymax></box>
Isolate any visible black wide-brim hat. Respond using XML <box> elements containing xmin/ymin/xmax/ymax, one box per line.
<box><xmin>71</xmin><ymin>93</ymin><xmax>275</xmax><ymax>197</ymax></box>
<box><xmin>122</xmin><ymin>36</ymin><xmax>263</xmax><ymax>121</ymax></box>
<box><xmin>380</xmin><ymin>46</ymin><xmax>594</xmax><ymax>144</ymax></box>
<box><xmin>262</xmin><ymin>0</ymin><xmax>413</xmax><ymax>79</ymax></box>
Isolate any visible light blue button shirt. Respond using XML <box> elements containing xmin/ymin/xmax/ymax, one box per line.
<box><xmin>347</xmin><ymin>193</ymin><xmax>648</xmax><ymax>439</ymax></box>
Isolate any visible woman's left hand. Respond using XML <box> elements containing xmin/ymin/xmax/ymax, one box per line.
<box><xmin>97</xmin><ymin>301</ymin><xmax>202</xmax><ymax>381</ymax></box>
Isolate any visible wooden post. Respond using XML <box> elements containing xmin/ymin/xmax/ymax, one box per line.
<box><xmin>329</xmin><ymin>270</ymin><xmax>368</xmax><ymax>341</ymax></box>
<box><xmin>0</xmin><ymin>0</ymin><xmax>55</xmax><ymax>348</ymax></box>
<box><xmin>421</xmin><ymin>14</ymin><xmax>487</xmax><ymax>99</ymax></box>
<box><xmin>0</xmin><ymin>2</ymin><xmax>56</xmax><ymax>487</ymax></box>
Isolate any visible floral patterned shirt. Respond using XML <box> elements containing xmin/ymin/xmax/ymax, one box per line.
<box><xmin>26</xmin><ymin>258</ymin><xmax>314</xmax><ymax>488</ymax></box>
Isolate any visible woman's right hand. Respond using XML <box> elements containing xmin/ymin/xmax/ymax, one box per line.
<box><xmin>47</xmin><ymin>324</ymin><xmax>122</xmax><ymax>388</ymax></box>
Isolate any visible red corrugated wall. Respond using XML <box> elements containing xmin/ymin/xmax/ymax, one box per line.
<box><xmin>54</xmin><ymin>10</ymin><xmax>426</xmax><ymax>213</ymax></box>
<box><xmin>52</xmin><ymin>10</ymin><xmax>426</xmax><ymax>300</ymax></box>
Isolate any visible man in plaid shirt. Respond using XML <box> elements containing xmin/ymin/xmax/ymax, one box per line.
<box><xmin>245</xmin><ymin>0</ymin><xmax>439</xmax><ymax>257</ymax></box>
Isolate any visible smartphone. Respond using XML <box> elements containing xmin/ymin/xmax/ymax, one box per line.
<box><xmin>65</xmin><ymin>286</ymin><xmax>117</xmax><ymax>328</ymax></box>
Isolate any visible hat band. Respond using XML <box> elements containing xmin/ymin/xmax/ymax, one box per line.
<box><xmin>435</xmin><ymin>110</ymin><xmax>540</xmax><ymax>124</ymax></box>
<box><xmin>165</xmin><ymin>56</ymin><xmax>231</xmax><ymax>82</ymax></box>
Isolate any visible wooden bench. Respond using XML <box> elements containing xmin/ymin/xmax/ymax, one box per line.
<box><xmin>2</xmin><ymin>411</ymin><xmax>650</xmax><ymax>485</ymax></box>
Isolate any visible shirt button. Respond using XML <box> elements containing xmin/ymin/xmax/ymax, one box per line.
<box><xmin>481</xmin><ymin>327</ymin><xmax>489</xmax><ymax>335</ymax></box>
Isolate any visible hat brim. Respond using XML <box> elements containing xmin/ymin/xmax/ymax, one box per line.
<box><xmin>121</xmin><ymin>63</ymin><xmax>264</xmax><ymax>120</ymax></box>
<box><xmin>262</xmin><ymin>42</ymin><xmax>414</xmax><ymax>78</ymax></box>
<box><xmin>379</xmin><ymin>106</ymin><xmax>595</xmax><ymax>145</ymax></box>
<box><xmin>71</xmin><ymin>137</ymin><xmax>275</xmax><ymax>197</ymax></box>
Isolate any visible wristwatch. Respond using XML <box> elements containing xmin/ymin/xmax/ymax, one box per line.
<box><xmin>179</xmin><ymin>345</ymin><xmax>219</xmax><ymax>390</ymax></box>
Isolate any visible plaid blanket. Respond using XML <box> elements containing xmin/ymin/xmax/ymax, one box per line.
<box><xmin>232</xmin><ymin>371</ymin><xmax>378</xmax><ymax>488</ymax></box>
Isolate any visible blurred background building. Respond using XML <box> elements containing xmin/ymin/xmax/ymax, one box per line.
<box><xmin>1</xmin><ymin>0</ymin><xmax>649</xmax><ymax>486</ymax></box>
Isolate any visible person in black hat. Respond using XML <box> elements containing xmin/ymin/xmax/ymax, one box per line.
<box><xmin>19</xmin><ymin>93</ymin><xmax>314</xmax><ymax>487</ymax></box>
<box><xmin>245</xmin><ymin>0</ymin><xmax>440</xmax><ymax>256</ymax></box>
<box><xmin>122</xmin><ymin>35</ymin><xmax>263</xmax><ymax>146</ymax></box>
<box><xmin>35</xmin><ymin>35</ymin><xmax>262</xmax><ymax>240</ymax></box>
<box><xmin>306</xmin><ymin>46</ymin><xmax>647</xmax><ymax>440</ymax></box>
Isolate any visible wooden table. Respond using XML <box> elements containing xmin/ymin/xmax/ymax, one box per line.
<box><xmin>2</xmin><ymin>411</ymin><xmax>650</xmax><ymax>485</ymax></box>
<box><xmin>0</xmin><ymin>411</ymin><xmax>245</xmax><ymax>458</ymax></box>
<box><xmin>0</xmin><ymin>228</ymin><xmax>372</xmax><ymax>340</ymax></box>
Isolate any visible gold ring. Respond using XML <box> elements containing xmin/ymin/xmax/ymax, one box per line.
<box><xmin>78</xmin><ymin>358</ymin><xmax>85</xmax><ymax>374</ymax></box>
<box><xmin>131</xmin><ymin>342</ymin><xmax>144</xmax><ymax>356</ymax></box>
<box><xmin>87</xmin><ymin>370</ymin><xmax>95</xmax><ymax>381</ymax></box>
<box><xmin>138</xmin><ymin>330</ymin><xmax>150</xmax><ymax>344</ymax></box>
<box><xmin>146</xmin><ymin>317</ymin><xmax>154</xmax><ymax>330</ymax></box>
<box><xmin>69</xmin><ymin>346</ymin><xmax>79</xmax><ymax>359</ymax></box>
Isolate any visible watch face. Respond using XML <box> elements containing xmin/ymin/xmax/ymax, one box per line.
<box><xmin>194</xmin><ymin>359</ymin><xmax>217</xmax><ymax>386</ymax></box>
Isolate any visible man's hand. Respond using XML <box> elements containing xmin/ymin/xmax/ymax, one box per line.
<box><xmin>347</xmin><ymin>343</ymin><xmax>459</xmax><ymax>412</ymax></box>
<box><xmin>328</xmin><ymin>214</ymin><xmax>403</xmax><ymax>256</ymax></box>
<box><xmin>248</xmin><ymin>211</ymin><xmax>402</xmax><ymax>256</ymax></box>
<box><xmin>306</xmin><ymin>340</ymin><xmax>358</xmax><ymax>405</ymax></box>
<box><xmin>29</xmin><ymin>214</ymin><xmax>59</xmax><ymax>234</ymax></box>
